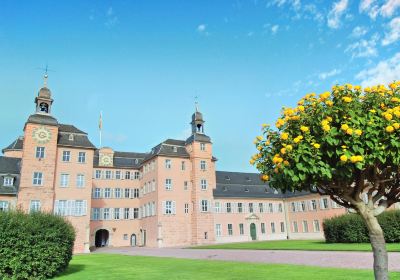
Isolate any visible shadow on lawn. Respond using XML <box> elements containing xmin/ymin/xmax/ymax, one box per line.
<box><xmin>57</xmin><ymin>264</ymin><xmax>85</xmax><ymax>277</ymax></box>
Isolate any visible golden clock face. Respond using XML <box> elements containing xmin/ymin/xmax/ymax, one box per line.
<box><xmin>100</xmin><ymin>154</ymin><xmax>113</xmax><ymax>166</ymax></box>
<box><xmin>32</xmin><ymin>126</ymin><xmax>52</xmax><ymax>144</ymax></box>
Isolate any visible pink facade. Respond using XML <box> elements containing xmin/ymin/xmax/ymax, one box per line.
<box><xmin>0</xmin><ymin>80</ymin><xmax>367</xmax><ymax>254</ymax></box>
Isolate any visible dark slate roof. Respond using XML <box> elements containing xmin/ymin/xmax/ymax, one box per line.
<box><xmin>214</xmin><ymin>171</ymin><xmax>311</xmax><ymax>199</ymax></box>
<box><xmin>2</xmin><ymin>137</ymin><xmax>24</xmax><ymax>153</ymax></box>
<box><xmin>59</xmin><ymin>124</ymin><xmax>86</xmax><ymax>134</ymax></box>
<box><xmin>26</xmin><ymin>113</ymin><xmax>58</xmax><ymax>126</ymax></box>
<box><xmin>57</xmin><ymin>133</ymin><xmax>96</xmax><ymax>149</ymax></box>
<box><xmin>93</xmin><ymin>150</ymin><xmax>148</xmax><ymax>168</ymax></box>
<box><xmin>186</xmin><ymin>133</ymin><xmax>211</xmax><ymax>144</ymax></box>
<box><xmin>0</xmin><ymin>157</ymin><xmax>21</xmax><ymax>174</ymax></box>
<box><xmin>143</xmin><ymin>139</ymin><xmax>190</xmax><ymax>162</ymax></box>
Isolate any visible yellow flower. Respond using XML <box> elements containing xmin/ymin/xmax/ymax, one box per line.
<box><xmin>391</xmin><ymin>97</ymin><xmax>400</xmax><ymax>103</ymax></box>
<box><xmin>300</xmin><ymin>126</ymin><xmax>309</xmax><ymax>132</ymax></box>
<box><xmin>281</xmin><ymin>132</ymin><xmax>289</xmax><ymax>140</ymax></box>
<box><xmin>261</xmin><ymin>174</ymin><xmax>269</xmax><ymax>181</ymax></box>
<box><xmin>342</xmin><ymin>96</ymin><xmax>352</xmax><ymax>103</ymax></box>
<box><xmin>341</xmin><ymin>124</ymin><xmax>349</xmax><ymax>131</ymax></box>
<box><xmin>261</xmin><ymin>123</ymin><xmax>268</xmax><ymax>128</ymax></box>
<box><xmin>293</xmin><ymin>138</ymin><xmax>300</xmax><ymax>144</ymax></box>
<box><xmin>346</xmin><ymin>84</ymin><xmax>353</xmax><ymax>90</ymax></box>
<box><xmin>321</xmin><ymin>120</ymin><xmax>329</xmax><ymax>126</ymax></box>
<box><xmin>319</xmin><ymin>92</ymin><xmax>330</xmax><ymax>100</ymax></box>
<box><xmin>283</xmin><ymin>160</ymin><xmax>289</xmax><ymax>166</ymax></box>
<box><xmin>346</xmin><ymin>128</ymin><xmax>353</xmax><ymax>135</ymax></box>
<box><xmin>364</xmin><ymin>87</ymin><xmax>371</xmax><ymax>93</ymax></box>
<box><xmin>326</xmin><ymin>116</ymin><xmax>333</xmax><ymax>122</ymax></box>
<box><xmin>394</xmin><ymin>123</ymin><xmax>400</xmax><ymax>129</ymax></box>
<box><xmin>356</xmin><ymin>155</ymin><xmax>363</xmax><ymax>162</ymax></box>
<box><xmin>384</xmin><ymin>113</ymin><xmax>393</xmax><ymax>121</ymax></box>
<box><xmin>354</xmin><ymin>85</ymin><xmax>361</xmax><ymax>91</ymax></box>
<box><xmin>266</xmin><ymin>140</ymin><xmax>271</xmax><ymax>145</ymax></box>
<box><xmin>341</xmin><ymin>145</ymin><xmax>347</xmax><ymax>149</ymax></box>
<box><xmin>298</xmin><ymin>105</ymin><xmax>305</xmax><ymax>112</ymax></box>
<box><xmin>386</xmin><ymin>126</ymin><xmax>394</xmax><ymax>133</ymax></box>
<box><xmin>389</xmin><ymin>83</ymin><xmax>397</xmax><ymax>90</ymax></box>
<box><xmin>322</xmin><ymin>125</ymin><xmax>331</xmax><ymax>132</ymax></box>
<box><xmin>276</xmin><ymin>118</ymin><xmax>285</xmax><ymax>128</ymax></box>
<box><xmin>250</xmin><ymin>159</ymin><xmax>255</xmax><ymax>165</ymax></box>
<box><xmin>340</xmin><ymin>155</ymin><xmax>348</xmax><ymax>162</ymax></box>
<box><xmin>355</xmin><ymin>129</ymin><xmax>362</xmax><ymax>136</ymax></box>
<box><xmin>325</xmin><ymin>100</ymin><xmax>333</xmax><ymax>107</ymax></box>
<box><xmin>280</xmin><ymin>148</ymin><xmax>286</xmax><ymax>155</ymax></box>
<box><xmin>256</xmin><ymin>135</ymin><xmax>263</xmax><ymax>141</ymax></box>
<box><xmin>286</xmin><ymin>145</ymin><xmax>293</xmax><ymax>151</ymax></box>
<box><xmin>369</xmin><ymin>109</ymin><xmax>376</xmax><ymax>113</ymax></box>
<box><xmin>257</xmin><ymin>146</ymin><xmax>262</xmax><ymax>151</ymax></box>
<box><xmin>313</xmin><ymin>143</ymin><xmax>320</xmax><ymax>149</ymax></box>
<box><xmin>350</xmin><ymin>156</ymin><xmax>358</xmax><ymax>163</ymax></box>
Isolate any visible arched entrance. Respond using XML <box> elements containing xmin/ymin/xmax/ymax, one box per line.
<box><xmin>95</xmin><ymin>229</ymin><xmax>109</xmax><ymax>247</ymax></box>
<box><xmin>131</xmin><ymin>234</ymin><xmax>137</xmax><ymax>247</ymax></box>
<box><xmin>250</xmin><ymin>223</ymin><xmax>257</xmax><ymax>241</ymax></box>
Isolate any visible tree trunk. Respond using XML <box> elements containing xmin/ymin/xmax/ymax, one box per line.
<box><xmin>359</xmin><ymin>207</ymin><xmax>389</xmax><ymax>280</ymax></box>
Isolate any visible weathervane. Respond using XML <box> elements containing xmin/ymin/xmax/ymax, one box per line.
<box><xmin>195</xmin><ymin>95</ymin><xmax>199</xmax><ymax>112</ymax></box>
<box><xmin>36</xmin><ymin>64</ymin><xmax>54</xmax><ymax>87</ymax></box>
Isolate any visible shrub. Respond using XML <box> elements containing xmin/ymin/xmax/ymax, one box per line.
<box><xmin>323</xmin><ymin>210</ymin><xmax>400</xmax><ymax>243</ymax></box>
<box><xmin>0</xmin><ymin>211</ymin><xmax>75</xmax><ymax>280</ymax></box>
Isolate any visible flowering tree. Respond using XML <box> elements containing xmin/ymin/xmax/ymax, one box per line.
<box><xmin>252</xmin><ymin>81</ymin><xmax>400</xmax><ymax>280</ymax></box>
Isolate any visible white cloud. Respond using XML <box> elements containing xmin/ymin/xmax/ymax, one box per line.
<box><xmin>318</xmin><ymin>69</ymin><xmax>341</xmax><ymax>80</ymax></box>
<box><xmin>382</xmin><ymin>17</ymin><xmax>400</xmax><ymax>45</ymax></box>
<box><xmin>105</xmin><ymin>7</ymin><xmax>118</xmax><ymax>28</ymax></box>
<box><xmin>197</xmin><ymin>24</ymin><xmax>210</xmax><ymax>36</ymax></box>
<box><xmin>271</xmin><ymin>25</ymin><xmax>279</xmax><ymax>34</ymax></box>
<box><xmin>345</xmin><ymin>34</ymin><xmax>379</xmax><ymax>58</ymax></box>
<box><xmin>356</xmin><ymin>52</ymin><xmax>400</xmax><ymax>86</ymax></box>
<box><xmin>327</xmin><ymin>0</ymin><xmax>349</xmax><ymax>29</ymax></box>
<box><xmin>359</xmin><ymin>0</ymin><xmax>380</xmax><ymax>19</ymax></box>
<box><xmin>381</xmin><ymin>0</ymin><xmax>400</xmax><ymax>17</ymax></box>
<box><xmin>351</xmin><ymin>26</ymin><xmax>368</xmax><ymax>37</ymax></box>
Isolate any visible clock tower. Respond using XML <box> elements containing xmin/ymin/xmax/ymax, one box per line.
<box><xmin>17</xmin><ymin>75</ymin><xmax>59</xmax><ymax>213</ymax></box>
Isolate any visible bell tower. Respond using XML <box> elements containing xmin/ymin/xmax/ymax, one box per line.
<box><xmin>35</xmin><ymin>74</ymin><xmax>54</xmax><ymax>114</ymax></box>
<box><xmin>191</xmin><ymin>105</ymin><xmax>205</xmax><ymax>134</ymax></box>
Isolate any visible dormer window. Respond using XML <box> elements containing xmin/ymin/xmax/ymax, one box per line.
<box><xmin>274</xmin><ymin>189</ymin><xmax>279</xmax><ymax>194</ymax></box>
<box><xmin>225</xmin><ymin>176</ymin><xmax>230</xmax><ymax>181</ymax></box>
<box><xmin>245</xmin><ymin>188</ymin><xmax>249</xmax><ymax>192</ymax></box>
<box><xmin>173</xmin><ymin>146</ymin><xmax>178</xmax><ymax>152</ymax></box>
<box><xmin>265</xmin><ymin>188</ymin><xmax>269</xmax><ymax>193</ymax></box>
<box><xmin>135</xmin><ymin>159</ymin><xmax>139</xmax><ymax>164</ymax></box>
<box><xmin>246</xmin><ymin>177</ymin><xmax>251</xmax><ymax>182</ymax></box>
<box><xmin>3</xmin><ymin>177</ymin><xmax>14</xmax><ymax>187</ymax></box>
<box><xmin>69</xmin><ymin>134</ymin><xmax>74</xmax><ymax>141</ymax></box>
<box><xmin>223</xmin><ymin>186</ymin><xmax>228</xmax><ymax>192</ymax></box>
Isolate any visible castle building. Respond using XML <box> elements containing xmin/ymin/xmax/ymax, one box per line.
<box><xmin>0</xmin><ymin>78</ymin><xmax>349</xmax><ymax>253</ymax></box>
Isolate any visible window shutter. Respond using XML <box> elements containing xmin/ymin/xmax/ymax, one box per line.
<box><xmin>83</xmin><ymin>200</ymin><xmax>87</xmax><ymax>216</ymax></box>
<box><xmin>162</xmin><ymin>201</ymin><xmax>166</xmax><ymax>215</ymax></box>
<box><xmin>100</xmin><ymin>208</ymin><xmax>104</xmax><ymax>220</ymax></box>
<box><xmin>172</xmin><ymin>201</ymin><xmax>176</xmax><ymax>215</ymax></box>
<box><xmin>320</xmin><ymin>199</ymin><xmax>324</xmax><ymax>209</ymax></box>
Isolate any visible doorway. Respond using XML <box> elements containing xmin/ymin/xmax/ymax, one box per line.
<box><xmin>250</xmin><ymin>223</ymin><xmax>257</xmax><ymax>241</ymax></box>
<box><xmin>131</xmin><ymin>234</ymin><xmax>137</xmax><ymax>247</ymax></box>
<box><xmin>95</xmin><ymin>229</ymin><xmax>109</xmax><ymax>247</ymax></box>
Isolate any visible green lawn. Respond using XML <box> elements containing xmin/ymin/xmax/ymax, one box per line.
<box><xmin>56</xmin><ymin>254</ymin><xmax>399</xmax><ymax>280</ymax></box>
<box><xmin>190</xmin><ymin>239</ymin><xmax>400</xmax><ymax>252</ymax></box>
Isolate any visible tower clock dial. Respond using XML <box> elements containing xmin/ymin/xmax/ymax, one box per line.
<box><xmin>32</xmin><ymin>126</ymin><xmax>52</xmax><ymax>144</ymax></box>
<box><xmin>100</xmin><ymin>154</ymin><xmax>113</xmax><ymax>166</ymax></box>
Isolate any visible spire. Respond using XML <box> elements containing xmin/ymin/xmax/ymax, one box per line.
<box><xmin>195</xmin><ymin>96</ymin><xmax>199</xmax><ymax>112</ymax></box>
<box><xmin>43</xmin><ymin>73</ymin><xmax>48</xmax><ymax>87</ymax></box>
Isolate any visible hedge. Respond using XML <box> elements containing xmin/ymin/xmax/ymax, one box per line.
<box><xmin>0</xmin><ymin>211</ymin><xmax>75</xmax><ymax>280</ymax></box>
<box><xmin>323</xmin><ymin>210</ymin><xmax>400</xmax><ymax>243</ymax></box>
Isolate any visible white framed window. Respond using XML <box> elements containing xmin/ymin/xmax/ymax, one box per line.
<box><xmin>259</xmin><ymin>203</ymin><xmax>264</xmax><ymax>213</ymax></box>
<box><xmin>271</xmin><ymin>222</ymin><xmax>276</xmax><ymax>233</ymax></box>
<box><xmin>123</xmin><ymin>234</ymin><xmax>128</xmax><ymax>240</ymax></box>
<box><xmin>103</xmin><ymin>208</ymin><xmax>110</xmax><ymax>220</ymax></box>
<box><xmin>76</xmin><ymin>174</ymin><xmax>85</xmax><ymax>188</ymax></box>
<box><xmin>310</xmin><ymin>199</ymin><xmax>317</xmax><ymax>210</ymax></box>
<box><xmin>124</xmin><ymin>208</ymin><xmax>130</xmax><ymax>219</ymax></box>
<box><xmin>278</xmin><ymin>203</ymin><xmax>283</xmax><ymax>212</ymax></box>
<box><xmin>134</xmin><ymin>188</ymin><xmax>139</xmax><ymax>198</ymax></box>
<box><xmin>105</xmin><ymin>170</ymin><xmax>112</xmax><ymax>179</ymax></box>
<box><xmin>293</xmin><ymin>221</ymin><xmax>298</xmax><ymax>233</ymax></box>
<box><xmin>280</xmin><ymin>222</ymin><xmax>285</xmax><ymax>233</ymax></box>
<box><xmin>226</xmin><ymin>202</ymin><xmax>232</xmax><ymax>213</ymax></box>
<box><xmin>74</xmin><ymin>200</ymin><xmax>86</xmax><ymax>216</ymax></box>
<box><xmin>200</xmin><ymin>143</ymin><xmax>206</xmax><ymax>151</ymax></box>
<box><xmin>115</xmin><ymin>171</ymin><xmax>121</xmax><ymax>180</ymax></box>
<box><xmin>216</xmin><ymin>224</ymin><xmax>222</xmax><ymax>236</ymax></box>
<box><xmin>303</xmin><ymin>220</ymin><xmax>309</xmax><ymax>233</ymax></box>
<box><xmin>33</xmin><ymin>172</ymin><xmax>43</xmax><ymax>186</ymax></box>
<box><xmin>93</xmin><ymin>188</ymin><xmax>101</xmax><ymax>198</ymax></box>
<box><xmin>134</xmin><ymin>171</ymin><xmax>140</xmax><ymax>179</ymax></box>
<box><xmin>214</xmin><ymin>202</ymin><xmax>221</xmax><ymax>213</ymax></box>
<box><xmin>269</xmin><ymin>203</ymin><xmax>273</xmax><ymax>213</ymax></box>
<box><xmin>228</xmin><ymin>224</ymin><xmax>233</xmax><ymax>236</ymax></box>
<box><xmin>3</xmin><ymin>177</ymin><xmax>14</xmax><ymax>187</ymax></box>
<box><xmin>114</xmin><ymin>208</ymin><xmax>120</xmax><ymax>220</ymax></box>
<box><xmin>201</xmin><ymin>200</ymin><xmax>209</xmax><ymax>212</ymax></box>
<box><xmin>124</xmin><ymin>188</ymin><xmax>130</xmax><ymax>198</ymax></box>
<box><xmin>238</xmin><ymin>202</ymin><xmax>243</xmax><ymax>213</ymax></box>
<box><xmin>301</xmin><ymin>201</ymin><xmax>307</xmax><ymax>211</ymax></box>
<box><xmin>181</xmin><ymin>161</ymin><xmax>185</xmax><ymax>170</ymax></box>
<box><xmin>261</xmin><ymin>223</ymin><xmax>266</xmax><ymax>234</ymax></box>
<box><xmin>320</xmin><ymin>198</ymin><xmax>329</xmax><ymax>209</ymax></box>
<box><xmin>134</xmin><ymin>208</ymin><xmax>139</xmax><ymax>219</ymax></box>
<box><xmin>201</xmin><ymin>179</ymin><xmax>207</xmax><ymax>190</ymax></box>
<box><xmin>164</xmin><ymin>201</ymin><xmax>175</xmax><ymax>215</ymax></box>
<box><xmin>184</xmin><ymin>181</ymin><xmax>188</xmax><ymax>190</ymax></box>
<box><xmin>200</xmin><ymin>160</ymin><xmax>206</xmax><ymax>170</ymax></box>
<box><xmin>165</xmin><ymin>179</ymin><xmax>172</xmax><ymax>190</ymax></box>
<box><xmin>313</xmin><ymin>220</ymin><xmax>320</xmax><ymax>232</ymax></box>
<box><xmin>55</xmin><ymin>200</ymin><xmax>67</xmax><ymax>216</ymax></box>
<box><xmin>104</xmin><ymin>188</ymin><xmax>111</xmax><ymax>198</ymax></box>
<box><xmin>239</xmin><ymin>223</ymin><xmax>244</xmax><ymax>235</ymax></box>
<box><xmin>92</xmin><ymin>208</ymin><xmax>100</xmax><ymax>220</ymax></box>
<box><xmin>165</xmin><ymin>159</ymin><xmax>172</xmax><ymax>169</ymax></box>
<box><xmin>125</xmin><ymin>171</ymin><xmax>131</xmax><ymax>180</ymax></box>
<box><xmin>95</xmin><ymin>170</ymin><xmax>101</xmax><ymax>179</ymax></box>
<box><xmin>78</xmin><ymin>152</ymin><xmax>86</xmax><ymax>163</ymax></box>
<box><xmin>62</xmin><ymin>151</ymin><xmax>71</xmax><ymax>162</ymax></box>
<box><xmin>249</xmin><ymin>203</ymin><xmax>254</xmax><ymax>213</ymax></box>
<box><xmin>30</xmin><ymin>200</ymin><xmax>41</xmax><ymax>213</ymax></box>
<box><xmin>291</xmin><ymin>202</ymin><xmax>296</xmax><ymax>212</ymax></box>
<box><xmin>0</xmin><ymin>201</ymin><xmax>9</xmax><ymax>211</ymax></box>
<box><xmin>35</xmin><ymin>147</ymin><xmax>45</xmax><ymax>159</ymax></box>
<box><xmin>184</xmin><ymin>203</ymin><xmax>189</xmax><ymax>214</ymax></box>
<box><xmin>60</xmin><ymin>174</ymin><xmax>70</xmax><ymax>187</ymax></box>
<box><xmin>115</xmin><ymin>188</ymin><xmax>121</xmax><ymax>198</ymax></box>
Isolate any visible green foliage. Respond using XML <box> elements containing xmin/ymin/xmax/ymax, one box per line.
<box><xmin>0</xmin><ymin>211</ymin><xmax>75</xmax><ymax>280</ymax></box>
<box><xmin>252</xmin><ymin>82</ymin><xmax>400</xmax><ymax>194</ymax></box>
<box><xmin>323</xmin><ymin>210</ymin><xmax>400</xmax><ymax>243</ymax></box>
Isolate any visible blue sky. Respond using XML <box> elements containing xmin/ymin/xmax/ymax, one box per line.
<box><xmin>0</xmin><ymin>0</ymin><xmax>399</xmax><ymax>172</ymax></box>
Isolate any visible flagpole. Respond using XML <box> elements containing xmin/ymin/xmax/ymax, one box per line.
<box><xmin>99</xmin><ymin>111</ymin><xmax>103</xmax><ymax>148</ymax></box>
